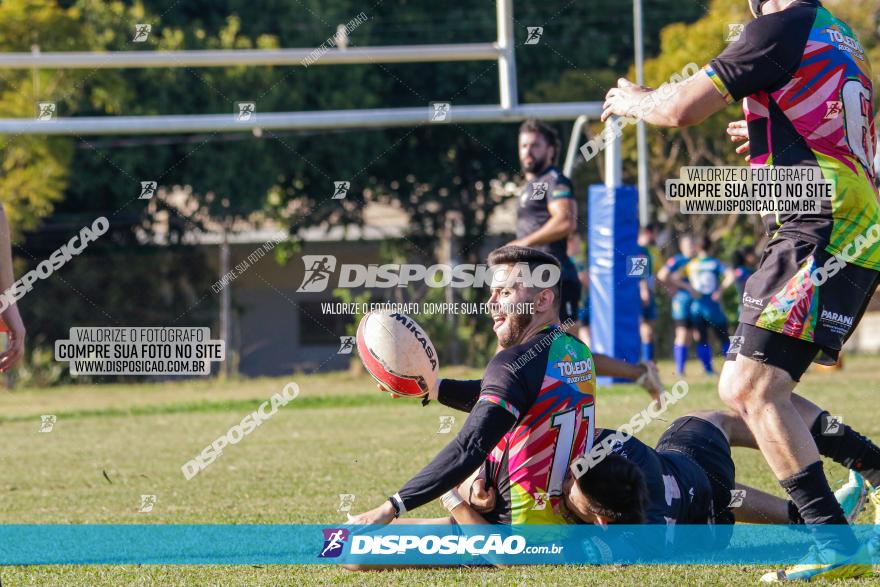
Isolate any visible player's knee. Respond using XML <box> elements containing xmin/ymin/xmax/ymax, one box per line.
<box><xmin>718</xmin><ymin>368</ymin><xmax>750</xmax><ymax>412</ymax></box>
<box><xmin>718</xmin><ymin>360</ymin><xmax>776</xmax><ymax>416</ymax></box>
<box><xmin>674</xmin><ymin>328</ymin><xmax>688</xmax><ymax>345</ymax></box>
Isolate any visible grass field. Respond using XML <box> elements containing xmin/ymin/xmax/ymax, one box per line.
<box><xmin>2</xmin><ymin>357</ymin><xmax>880</xmax><ymax>586</ymax></box>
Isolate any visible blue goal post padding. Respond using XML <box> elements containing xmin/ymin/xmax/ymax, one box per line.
<box><xmin>588</xmin><ymin>184</ymin><xmax>641</xmax><ymax>385</ymax></box>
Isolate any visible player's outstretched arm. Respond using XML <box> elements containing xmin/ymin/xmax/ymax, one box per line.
<box><xmin>727</xmin><ymin>120</ymin><xmax>751</xmax><ymax>161</ymax></box>
<box><xmin>377</xmin><ymin>378</ymin><xmax>482</xmax><ymax>412</ymax></box>
<box><xmin>0</xmin><ymin>204</ymin><xmax>25</xmax><ymax>372</ymax></box>
<box><xmin>601</xmin><ymin>72</ymin><xmax>728</xmax><ymax>128</ymax></box>
<box><xmin>440</xmin><ymin>489</ymin><xmax>490</xmax><ymax>525</ymax></box>
<box><xmin>593</xmin><ymin>354</ymin><xmax>663</xmax><ymax>404</ymax></box>
<box><xmin>346</xmin><ymin>402</ymin><xmax>515</xmax><ymax>525</ymax></box>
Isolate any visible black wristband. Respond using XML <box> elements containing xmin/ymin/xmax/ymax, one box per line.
<box><xmin>388</xmin><ymin>496</ymin><xmax>402</xmax><ymax>518</ymax></box>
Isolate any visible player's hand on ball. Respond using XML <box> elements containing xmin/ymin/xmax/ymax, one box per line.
<box><xmin>468</xmin><ymin>479</ymin><xmax>497</xmax><ymax>514</ymax></box>
<box><xmin>346</xmin><ymin>501</ymin><xmax>396</xmax><ymax>526</ymax></box>
<box><xmin>376</xmin><ymin>378</ymin><xmax>439</xmax><ymax>401</ymax></box>
<box><xmin>376</xmin><ymin>383</ymin><xmax>402</xmax><ymax>399</ymax></box>
<box><xmin>727</xmin><ymin>120</ymin><xmax>750</xmax><ymax>161</ymax></box>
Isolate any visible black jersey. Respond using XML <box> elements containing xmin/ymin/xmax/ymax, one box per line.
<box><xmin>516</xmin><ymin>165</ymin><xmax>579</xmax><ymax>283</ymax></box>
<box><xmin>594</xmin><ymin>429</ymin><xmax>713</xmax><ymax>525</ymax></box>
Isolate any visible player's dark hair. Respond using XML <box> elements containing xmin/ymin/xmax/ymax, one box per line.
<box><xmin>731</xmin><ymin>248</ymin><xmax>745</xmax><ymax>267</ymax></box>
<box><xmin>519</xmin><ymin>119</ymin><xmax>561</xmax><ymax>165</ymax></box>
<box><xmin>487</xmin><ymin>245</ymin><xmax>562</xmax><ymax>312</ymax></box>
<box><xmin>698</xmin><ymin>235</ymin><xmax>713</xmax><ymax>254</ymax></box>
<box><xmin>575</xmin><ymin>454</ymin><xmax>648</xmax><ymax>524</ymax></box>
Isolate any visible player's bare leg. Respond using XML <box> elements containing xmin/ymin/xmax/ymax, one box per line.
<box><xmin>735</xmin><ymin>483</ymin><xmax>790</xmax><ymax>524</ymax></box>
<box><xmin>691</xmin><ymin>395</ymin><xmax>824</xmax><ymax>452</ymax></box>
<box><xmin>719</xmin><ymin>355</ymin><xmax>820</xmax><ymax>480</ymax></box>
<box><xmin>680</xmin><ymin>409</ymin><xmax>868</xmax><ymax>525</ymax></box>
<box><xmin>717</xmin><ymin>353</ymin><xmax>870</xmax><ymax>582</ymax></box>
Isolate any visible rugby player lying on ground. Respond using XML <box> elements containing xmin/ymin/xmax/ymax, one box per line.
<box><xmin>343</xmin><ymin>405</ymin><xmax>866</xmax><ymax>570</ymax></box>
<box><xmin>346</xmin><ymin>246</ymin><xmax>599</xmax><ymax>534</ymax></box>
<box><xmin>347</xmin><ymin>245</ymin><xmax>662</xmax><ymax>527</ymax></box>
<box><xmin>427</xmin><ymin>400</ymin><xmax>866</xmax><ymax>536</ymax></box>
<box><xmin>443</xmin><ymin>410</ymin><xmax>866</xmax><ymax>556</ymax></box>
<box><xmin>563</xmin><ymin>407</ymin><xmax>866</xmax><ymax>531</ymax></box>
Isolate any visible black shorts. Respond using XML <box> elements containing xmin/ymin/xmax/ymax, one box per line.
<box><xmin>656</xmin><ymin>416</ymin><xmax>736</xmax><ymax>528</ymax></box>
<box><xmin>560</xmin><ymin>279</ymin><xmax>582</xmax><ymax>325</ymax></box>
<box><xmin>730</xmin><ymin>237</ymin><xmax>880</xmax><ymax>380</ymax></box>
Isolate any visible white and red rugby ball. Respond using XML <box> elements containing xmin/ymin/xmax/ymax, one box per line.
<box><xmin>356</xmin><ymin>310</ymin><xmax>439</xmax><ymax>398</ymax></box>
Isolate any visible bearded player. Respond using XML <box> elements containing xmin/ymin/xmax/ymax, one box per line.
<box><xmin>602</xmin><ymin>0</ymin><xmax>880</xmax><ymax>580</ymax></box>
<box><xmin>510</xmin><ymin>119</ymin><xmax>661</xmax><ymax>390</ymax></box>
<box><xmin>346</xmin><ymin>246</ymin><xmax>598</xmax><ymax>545</ymax></box>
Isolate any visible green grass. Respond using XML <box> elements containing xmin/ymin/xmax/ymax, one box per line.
<box><xmin>2</xmin><ymin>357</ymin><xmax>880</xmax><ymax>585</ymax></box>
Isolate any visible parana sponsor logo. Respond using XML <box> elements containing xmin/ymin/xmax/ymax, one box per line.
<box><xmin>820</xmin><ymin>310</ymin><xmax>854</xmax><ymax>327</ymax></box>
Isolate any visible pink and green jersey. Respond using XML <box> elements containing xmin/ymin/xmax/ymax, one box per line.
<box><xmin>479</xmin><ymin>326</ymin><xmax>596</xmax><ymax>524</ymax></box>
<box><xmin>705</xmin><ymin>0</ymin><xmax>880</xmax><ymax>270</ymax></box>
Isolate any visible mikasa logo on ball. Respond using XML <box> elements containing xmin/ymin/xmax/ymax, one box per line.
<box><xmin>357</xmin><ymin>310</ymin><xmax>439</xmax><ymax>398</ymax></box>
<box><xmin>391</xmin><ymin>313</ymin><xmax>437</xmax><ymax>370</ymax></box>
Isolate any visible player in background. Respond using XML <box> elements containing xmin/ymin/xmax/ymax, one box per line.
<box><xmin>656</xmin><ymin>235</ymin><xmax>694</xmax><ymax>375</ymax></box>
<box><xmin>602</xmin><ymin>0</ymin><xmax>880</xmax><ymax>580</ymax></box>
<box><xmin>730</xmin><ymin>246</ymin><xmax>758</xmax><ymax>299</ymax></box>
<box><xmin>636</xmin><ymin>226</ymin><xmax>658</xmax><ymax>362</ymax></box>
<box><xmin>508</xmin><ymin>119</ymin><xmax>581</xmax><ymax>326</ymax></box>
<box><xmin>669</xmin><ymin>236</ymin><xmax>730</xmax><ymax>374</ymax></box>
<box><xmin>346</xmin><ymin>246</ymin><xmax>597</xmax><ymax>534</ymax></box>
<box><xmin>568</xmin><ymin>233</ymin><xmax>591</xmax><ymax>346</ymax></box>
<box><xmin>508</xmin><ymin>119</ymin><xmax>661</xmax><ymax>392</ymax></box>
<box><xmin>0</xmin><ymin>203</ymin><xmax>26</xmax><ymax>372</ymax></box>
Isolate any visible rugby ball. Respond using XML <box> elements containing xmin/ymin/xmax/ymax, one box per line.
<box><xmin>356</xmin><ymin>310</ymin><xmax>439</xmax><ymax>398</ymax></box>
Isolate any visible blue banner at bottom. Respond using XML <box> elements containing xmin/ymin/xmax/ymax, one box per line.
<box><xmin>1</xmin><ymin>524</ymin><xmax>878</xmax><ymax>565</ymax></box>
